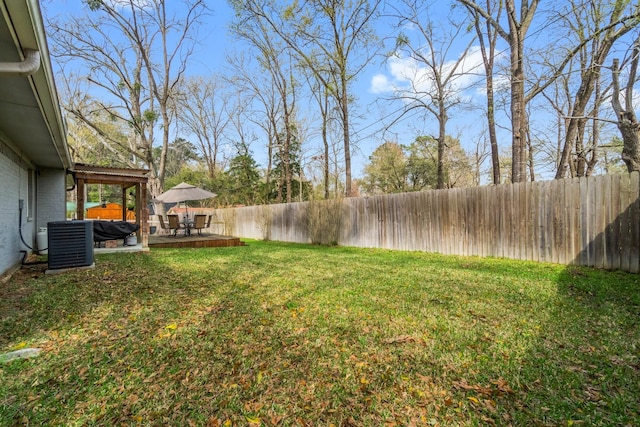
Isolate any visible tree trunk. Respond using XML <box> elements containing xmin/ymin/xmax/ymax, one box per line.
<box><xmin>323</xmin><ymin>117</ymin><xmax>330</xmax><ymax>200</ymax></box>
<box><xmin>509</xmin><ymin>25</ymin><xmax>527</xmax><ymax>182</ymax></box>
<box><xmin>487</xmin><ymin>75</ymin><xmax>500</xmax><ymax>184</ymax></box>
<box><xmin>341</xmin><ymin>80</ymin><xmax>353</xmax><ymax>196</ymax></box>
<box><xmin>612</xmin><ymin>56</ymin><xmax>640</xmax><ymax>172</ymax></box>
<box><xmin>437</xmin><ymin>103</ymin><xmax>447</xmax><ymax>189</ymax></box>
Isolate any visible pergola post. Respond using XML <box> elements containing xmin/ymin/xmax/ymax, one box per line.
<box><xmin>77</xmin><ymin>178</ymin><xmax>85</xmax><ymax>220</ymax></box>
<box><xmin>70</xmin><ymin>164</ymin><xmax>150</xmax><ymax>248</ymax></box>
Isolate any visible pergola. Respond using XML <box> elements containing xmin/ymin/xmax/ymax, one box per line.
<box><xmin>70</xmin><ymin>163</ymin><xmax>150</xmax><ymax>247</ymax></box>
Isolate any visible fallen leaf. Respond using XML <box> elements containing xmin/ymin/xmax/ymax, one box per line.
<box><xmin>384</xmin><ymin>335</ymin><xmax>417</xmax><ymax>344</ymax></box>
<box><xmin>245</xmin><ymin>415</ymin><xmax>261</xmax><ymax>425</ymax></box>
<box><xmin>165</xmin><ymin>323</ymin><xmax>178</xmax><ymax>330</ymax></box>
<box><xmin>207</xmin><ymin>417</ymin><xmax>221</xmax><ymax>426</ymax></box>
<box><xmin>453</xmin><ymin>379</ymin><xmax>493</xmax><ymax>395</ymax></box>
<box><xmin>480</xmin><ymin>415</ymin><xmax>496</xmax><ymax>425</ymax></box>
<box><xmin>492</xmin><ymin>378</ymin><xmax>514</xmax><ymax>394</ymax></box>
<box><xmin>483</xmin><ymin>399</ymin><xmax>497</xmax><ymax>413</ymax></box>
<box><xmin>270</xmin><ymin>415</ymin><xmax>284</xmax><ymax>425</ymax></box>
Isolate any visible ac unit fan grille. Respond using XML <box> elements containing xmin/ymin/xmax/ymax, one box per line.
<box><xmin>48</xmin><ymin>221</ymin><xmax>94</xmax><ymax>269</ymax></box>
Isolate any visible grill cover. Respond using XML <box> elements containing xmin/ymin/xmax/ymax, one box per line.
<box><xmin>93</xmin><ymin>221</ymin><xmax>139</xmax><ymax>242</ymax></box>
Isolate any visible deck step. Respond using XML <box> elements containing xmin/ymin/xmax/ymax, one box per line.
<box><xmin>148</xmin><ymin>234</ymin><xmax>245</xmax><ymax>249</ymax></box>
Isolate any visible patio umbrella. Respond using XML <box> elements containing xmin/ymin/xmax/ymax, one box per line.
<box><xmin>155</xmin><ymin>182</ymin><xmax>217</xmax><ymax>218</ymax></box>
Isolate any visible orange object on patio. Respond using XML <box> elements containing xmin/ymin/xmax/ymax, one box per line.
<box><xmin>86</xmin><ymin>203</ymin><xmax>135</xmax><ymax>220</ymax></box>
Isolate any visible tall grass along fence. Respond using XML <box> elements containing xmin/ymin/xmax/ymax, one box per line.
<box><xmin>215</xmin><ymin>172</ymin><xmax>640</xmax><ymax>272</ymax></box>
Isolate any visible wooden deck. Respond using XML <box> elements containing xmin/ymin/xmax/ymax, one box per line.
<box><xmin>148</xmin><ymin>233</ymin><xmax>245</xmax><ymax>249</ymax></box>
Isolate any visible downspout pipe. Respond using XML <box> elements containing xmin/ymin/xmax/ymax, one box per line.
<box><xmin>0</xmin><ymin>49</ymin><xmax>40</xmax><ymax>77</ymax></box>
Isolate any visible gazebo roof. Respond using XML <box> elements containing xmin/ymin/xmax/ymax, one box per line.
<box><xmin>70</xmin><ymin>163</ymin><xmax>149</xmax><ymax>187</ymax></box>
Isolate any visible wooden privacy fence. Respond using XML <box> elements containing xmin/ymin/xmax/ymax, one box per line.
<box><xmin>218</xmin><ymin>172</ymin><xmax>640</xmax><ymax>272</ymax></box>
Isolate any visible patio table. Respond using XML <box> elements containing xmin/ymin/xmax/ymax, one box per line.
<box><xmin>181</xmin><ymin>218</ymin><xmax>194</xmax><ymax>236</ymax></box>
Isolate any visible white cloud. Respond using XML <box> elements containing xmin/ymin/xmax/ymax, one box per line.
<box><xmin>370</xmin><ymin>45</ymin><xmax>501</xmax><ymax>104</ymax></box>
<box><xmin>105</xmin><ymin>0</ymin><xmax>155</xmax><ymax>9</ymax></box>
<box><xmin>370</xmin><ymin>74</ymin><xmax>392</xmax><ymax>94</ymax></box>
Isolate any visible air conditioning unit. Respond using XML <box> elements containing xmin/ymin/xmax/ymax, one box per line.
<box><xmin>47</xmin><ymin>221</ymin><xmax>94</xmax><ymax>270</ymax></box>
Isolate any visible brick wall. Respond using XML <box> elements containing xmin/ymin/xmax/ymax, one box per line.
<box><xmin>37</xmin><ymin>168</ymin><xmax>67</xmax><ymax>228</ymax></box>
<box><xmin>0</xmin><ymin>139</ymin><xmax>68</xmax><ymax>276</ymax></box>
<box><xmin>0</xmin><ymin>141</ymin><xmax>31</xmax><ymax>276</ymax></box>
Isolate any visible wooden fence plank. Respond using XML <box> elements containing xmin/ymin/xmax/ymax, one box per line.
<box><xmin>594</xmin><ymin>177</ymin><xmax>606</xmax><ymax>269</ymax></box>
<box><xmin>541</xmin><ymin>181</ymin><xmax>551</xmax><ymax>263</ymax></box>
<box><xmin>468</xmin><ymin>187</ymin><xmax>477</xmax><ymax>256</ymax></box>
<box><xmin>629</xmin><ymin>171</ymin><xmax>640</xmax><ymax>273</ymax></box>
<box><xmin>520</xmin><ymin>181</ymin><xmax>528</xmax><ymax>261</ymax></box>
<box><xmin>439</xmin><ymin>191</ymin><xmax>449</xmax><ymax>255</ymax></box>
<box><xmin>587</xmin><ymin>176</ymin><xmax>598</xmax><ymax>266</ymax></box>
<box><xmin>564</xmin><ymin>179</ymin><xmax>574</xmax><ymax>265</ymax></box>
<box><xmin>477</xmin><ymin>186</ymin><xmax>486</xmax><ymax>258</ymax></box>
<box><xmin>530</xmin><ymin>180</ymin><xmax>540</xmax><ymax>263</ymax></box>
<box><xmin>609</xmin><ymin>175</ymin><xmax>621</xmax><ymax>270</ymax></box>
<box><xmin>224</xmin><ymin>173</ymin><xmax>639</xmax><ymax>273</ymax></box>
<box><xmin>458</xmin><ymin>189</ymin><xmax>467</xmax><ymax>256</ymax></box>
<box><xmin>499</xmin><ymin>184</ymin><xmax>507</xmax><ymax>258</ymax></box>
<box><xmin>417</xmin><ymin>192</ymin><xmax>427</xmax><ymax>252</ymax></box>
<box><xmin>551</xmin><ymin>179</ymin><xmax>562</xmax><ymax>264</ymax></box>
<box><xmin>583</xmin><ymin>177</ymin><xmax>593</xmax><ymax>266</ymax></box>
<box><xmin>510</xmin><ymin>182</ymin><xmax>519</xmax><ymax>260</ymax></box>
<box><xmin>427</xmin><ymin>191</ymin><xmax>435</xmax><ymax>253</ymax></box>
<box><xmin>569</xmin><ymin>178</ymin><xmax>581</xmax><ymax>265</ymax></box>
<box><xmin>549</xmin><ymin>180</ymin><xmax>557</xmax><ymax>263</ymax></box>
<box><xmin>619</xmin><ymin>174</ymin><xmax>631</xmax><ymax>272</ymax></box>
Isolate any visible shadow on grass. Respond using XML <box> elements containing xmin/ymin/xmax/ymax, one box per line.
<box><xmin>1</xmin><ymin>242</ymin><xmax>639</xmax><ymax>426</ymax></box>
<box><xmin>516</xmin><ymin>205</ymin><xmax>640</xmax><ymax>425</ymax></box>
<box><xmin>508</xmin><ymin>266</ymin><xmax>640</xmax><ymax>425</ymax></box>
<box><xmin>1</xmin><ymin>252</ymin><xmax>177</xmax><ymax>348</ymax></box>
<box><xmin>0</xmin><ymin>247</ymin><xmax>267</xmax><ymax>424</ymax></box>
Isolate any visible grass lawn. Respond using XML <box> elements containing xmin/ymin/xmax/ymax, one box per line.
<box><xmin>1</xmin><ymin>240</ymin><xmax>639</xmax><ymax>426</ymax></box>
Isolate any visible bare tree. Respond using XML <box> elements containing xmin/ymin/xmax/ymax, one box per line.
<box><xmin>227</xmin><ymin>54</ymin><xmax>279</xmax><ymax>192</ymax></box>
<box><xmin>229</xmin><ymin>0</ymin><xmax>382</xmax><ymax>197</ymax></box>
<box><xmin>459</xmin><ymin>0</ymin><xmax>539</xmax><ymax>183</ymax></box>
<box><xmin>555</xmin><ymin>0</ymin><xmax>640</xmax><ymax>179</ymax></box>
<box><xmin>59</xmin><ymin>73</ymin><xmax>135</xmax><ymax>166</ymax></box>
<box><xmin>226</xmin><ymin>12</ymin><xmax>300</xmax><ymax>204</ymax></box>
<box><xmin>387</xmin><ymin>0</ymin><xmax>477</xmax><ymax>189</ymax></box>
<box><xmin>612</xmin><ymin>44</ymin><xmax>640</xmax><ymax>172</ymax></box>
<box><xmin>48</xmin><ymin>0</ymin><xmax>208</xmax><ymax>201</ymax></box>
<box><xmin>464</xmin><ymin>0</ymin><xmax>502</xmax><ymax>185</ymax></box>
<box><xmin>177</xmin><ymin>76</ymin><xmax>233</xmax><ymax>179</ymax></box>
<box><xmin>302</xmin><ymin>66</ymin><xmax>343</xmax><ymax>199</ymax></box>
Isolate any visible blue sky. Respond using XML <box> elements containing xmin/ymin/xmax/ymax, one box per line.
<box><xmin>41</xmin><ymin>0</ymin><xmax>509</xmax><ymax>181</ymax></box>
<box><xmin>42</xmin><ymin>0</ymin><xmax>631</xmax><ymax>183</ymax></box>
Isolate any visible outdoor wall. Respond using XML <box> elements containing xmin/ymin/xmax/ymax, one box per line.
<box><xmin>37</xmin><ymin>168</ymin><xmax>67</xmax><ymax>230</ymax></box>
<box><xmin>0</xmin><ymin>139</ymin><xmax>33</xmax><ymax>277</ymax></box>
<box><xmin>216</xmin><ymin>172</ymin><xmax>640</xmax><ymax>273</ymax></box>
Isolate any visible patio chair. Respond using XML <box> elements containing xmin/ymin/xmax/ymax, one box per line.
<box><xmin>158</xmin><ymin>215</ymin><xmax>171</xmax><ymax>235</ymax></box>
<box><xmin>167</xmin><ymin>214</ymin><xmax>184</xmax><ymax>237</ymax></box>
<box><xmin>193</xmin><ymin>214</ymin><xmax>207</xmax><ymax>236</ymax></box>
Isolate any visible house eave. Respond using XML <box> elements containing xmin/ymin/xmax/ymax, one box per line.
<box><xmin>0</xmin><ymin>0</ymin><xmax>72</xmax><ymax>170</ymax></box>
